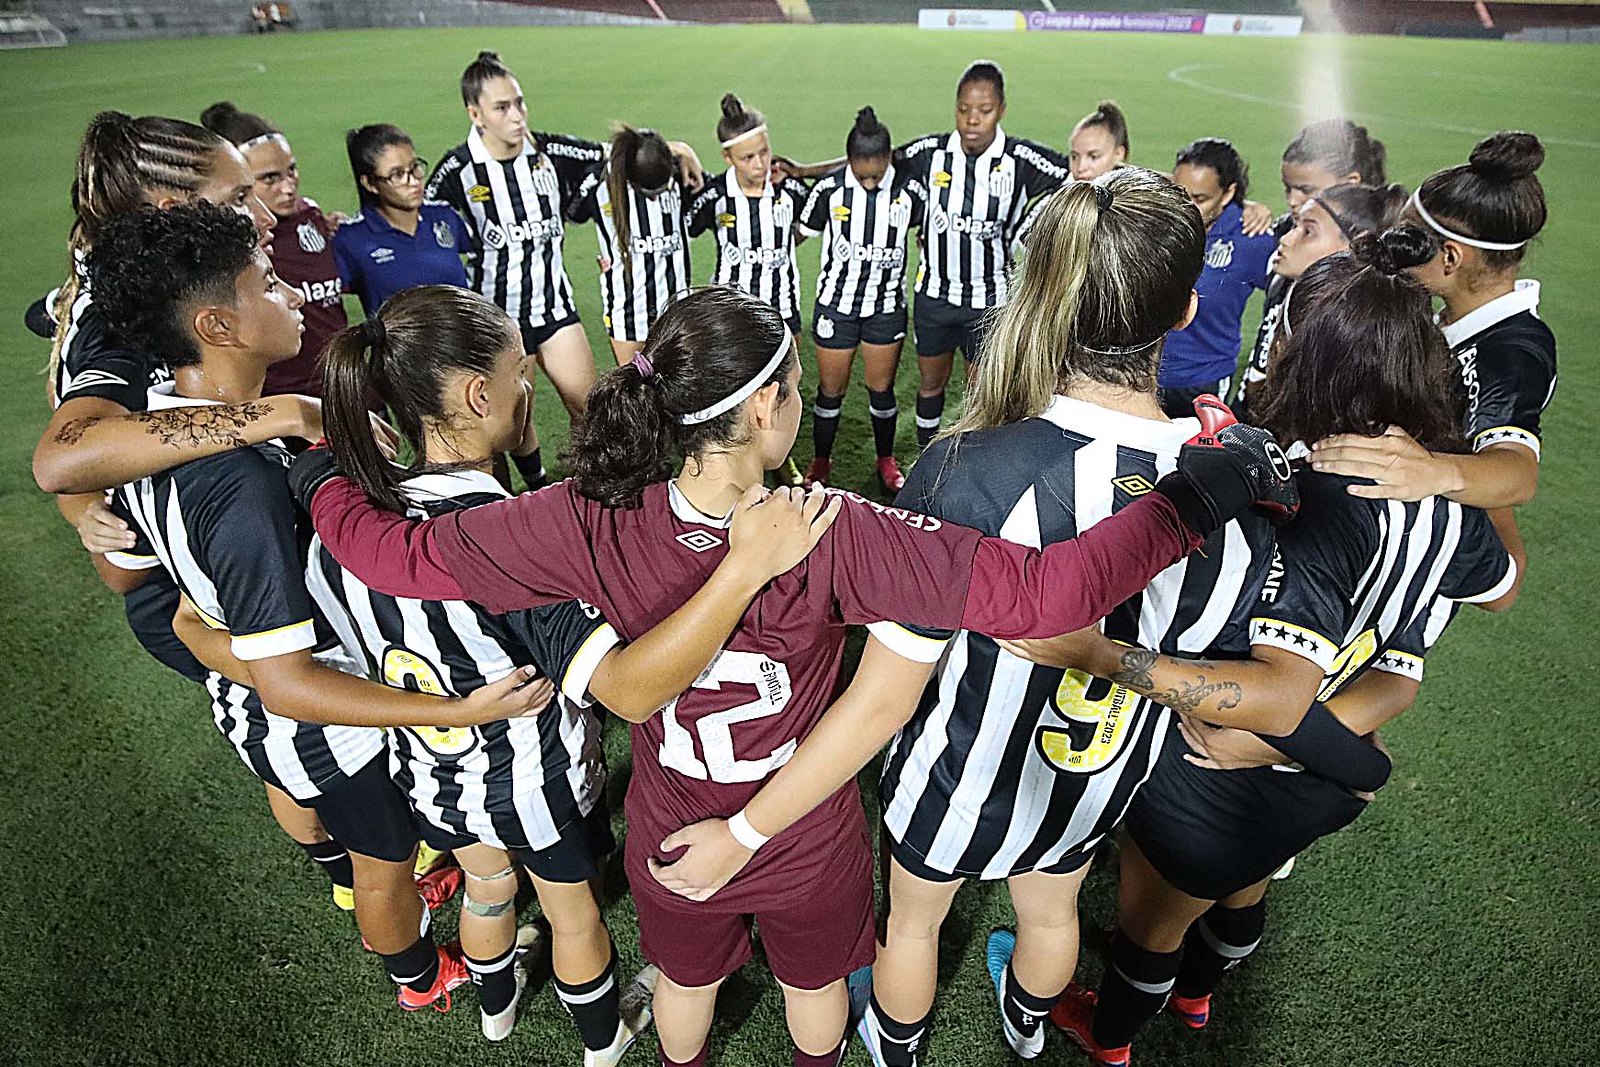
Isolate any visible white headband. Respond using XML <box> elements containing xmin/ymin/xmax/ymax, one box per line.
<box><xmin>1409</xmin><ymin>189</ymin><xmax>1526</xmax><ymax>252</ymax></box>
<box><xmin>678</xmin><ymin>329</ymin><xmax>792</xmax><ymax>426</ymax></box>
<box><xmin>720</xmin><ymin>123</ymin><xmax>768</xmax><ymax>150</ymax></box>
<box><xmin>239</xmin><ymin>132</ymin><xmax>289</xmax><ymax>153</ymax></box>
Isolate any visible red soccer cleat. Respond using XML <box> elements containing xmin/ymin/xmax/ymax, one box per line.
<box><xmin>397</xmin><ymin>943</ymin><xmax>472</xmax><ymax>1013</ymax></box>
<box><xmin>875</xmin><ymin>456</ymin><xmax>906</xmax><ymax>494</ymax></box>
<box><xmin>1050</xmin><ymin>984</ymin><xmax>1132</xmax><ymax>1066</ymax></box>
<box><xmin>417</xmin><ymin>865</ymin><xmax>463</xmax><ymax>910</ymax></box>
<box><xmin>1166</xmin><ymin>992</ymin><xmax>1211</xmax><ymax>1030</ymax></box>
<box><xmin>804</xmin><ymin>457</ymin><xmax>833</xmax><ymax>488</ymax></box>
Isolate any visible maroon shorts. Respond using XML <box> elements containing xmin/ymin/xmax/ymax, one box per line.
<box><xmin>632</xmin><ymin>828</ymin><xmax>876</xmax><ymax>991</ymax></box>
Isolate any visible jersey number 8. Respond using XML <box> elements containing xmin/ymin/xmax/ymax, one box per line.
<box><xmin>382</xmin><ymin>645</ymin><xmax>478</xmax><ymax>757</ymax></box>
<box><xmin>658</xmin><ymin>650</ymin><xmax>797</xmax><ymax>784</ymax></box>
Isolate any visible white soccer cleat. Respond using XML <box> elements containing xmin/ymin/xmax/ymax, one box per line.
<box><xmin>584</xmin><ymin>963</ymin><xmax>660</xmax><ymax>1067</ymax></box>
<box><xmin>1271</xmin><ymin>857</ymin><xmax>1295</xmax><ymax>880</ymax></box>
<box><xmin>481</xmin><ymin>957</ymin><xmax>529</xmax><ymax>1042</ymax></box>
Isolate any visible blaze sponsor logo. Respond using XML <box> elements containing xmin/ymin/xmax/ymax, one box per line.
<box><xmin>298</xmin><ymin>278</ymin><xmax>342</xmax><ymax>303</ymax></box>
<box><xmin>928</xmin><ymin>208</ymin><xmax>1000</xmax><ymax>239</ymax></box>
<box><xmin>724</xmin><ymin>245</ymin><xmax>789</xmax><ymax>268</ymax></box>
<box><xmin>631</xmin><ymin>233</ymin><xmax>683</xmax><ymax>256</ymax></box>
<box><xmin>831</xmin><ymin>235</ymin><xmax>905</xmax><ymax>267</ymax></box>
<box><xmin>481</xmin><ymin>217</ymin><xmax>563</xmax><ymax>249</ymax></box>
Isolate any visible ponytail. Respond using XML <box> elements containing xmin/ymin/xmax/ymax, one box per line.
<box><xmin>566</xmin><ymin>287</ymin><xmax>795</xmax><ymax>508</ymax></box>
<box><xmin>846</xmin><ymin>106</ymin><xmax>891</xmax><ymax>160</ymax></box>
<box><xmin>200</xmin><ymin>100</ymin><xmax>278</xmax><ymax>147</ymax></box>
<box><xmin>716</xmin><ymin>93</ymin><xmax>765</xmax><ymax>147</ymax></box>
<box><xmin>319</xmin><ymin>286</ymin><xmax>522</xmax><ymax>515</ymax></box>
<box><xmin>461</xmin><ymin>49</ymin><xmax>514</xmax><ymax>107</ymax></box>
<box><xmin>1284</xmin><ymin>119</ymin><xmax>1387</xmax><ymax>186</ymax></box>
<box><xmin>1076</xmin><ymin>99</ymin><xmax>1129</xmax><ymax>154</ymax></box>
<box><xmin>608</xmin><ymin>124</ymin><xmax>674</xmax><ymax>277</ymax></box>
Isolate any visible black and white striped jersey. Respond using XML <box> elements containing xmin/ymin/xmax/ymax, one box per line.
<box><xmin>797</xmin><ymin>163</ymin><xmax>925</xmax><ymax>319</ymax></box>
<box><xmin>1441</xmin><ymin>279</ymin><xmax>1557</xmax><ymax>461</ymax></box>
<box><xmin>46</xmin><ymin>272</ymin><xmax>170</xmax><ymax>412</ymax></box>
<box><xmin>426</xmin><ymin>127</ymin><xmax>602</xmax><ymax>330</ymax></box>
<box><xmin>109</xmin><ymin>384</ymin><xmax>385</xmax><ymax>800</ymax></box>
<box><xmin>572</xmin><ymin>167</ymin><xmax>692</xmax><ymax>343</ymax></box>
<box><xmin>1234</xmin><ymin>272</ymin><xmax>1291</xmax><ymax>420</ymax></box>
<box><xmin>306</xmin><ymin>470</ymin><xmax>621</xmax><ymax>852</ymax></box>
<box><xmin>687</xmin><ymin>170</ymin><xmax>809</xmax><ymax>325</ymax></box>
<box><xmin>1250</xmin><ymin>472</ymin><xmax>1514</xmax><ymax>703</ymax></box>
<box><xmin>897</xmin><ymin>129</ymin><xmax>1070</xmax><ymax>310</ymax></box>
<box><xmin>878</xmin><ymin>396</ymin><xmax>1275</xmax><ymax>879</ymax></box>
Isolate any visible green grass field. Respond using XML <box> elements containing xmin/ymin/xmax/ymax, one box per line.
<box><xmin>1</xmin><ymin>23</ymin><xmax>1597</xmax><ymax>1067</ymax></box>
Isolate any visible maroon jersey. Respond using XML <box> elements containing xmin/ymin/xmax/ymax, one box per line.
<box><xmin>264</xmin><ymin>198</ymin><xmax>347</xmax><ymax>398</ymax></box>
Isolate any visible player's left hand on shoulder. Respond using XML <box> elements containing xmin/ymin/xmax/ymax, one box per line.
<box><xmin>1241</xmin><ymin>199</ymin><xmax>1274</xmax><ymax>237</ymax></box>
<box><xmin>1310</xmin><ymin>426</ymin><xmax>1447</xmax><ymax>501</ymax></box>
<box><xmin>647</xmin><ymin>818</ymin><xmax>753</xmax><ymax>902</ymax></box>
<box><xmin>326</xmin><ymin>210</ymin><xmax>351</xmax><ymax>230</ymax></box>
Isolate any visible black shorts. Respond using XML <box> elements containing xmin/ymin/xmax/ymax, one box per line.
<box><xmin>1125</xmin><ymin>737</ymin><xmax>1366</xmax><ymax>902</ymax></box>
<box><xmin>914</xmin><ymin>297</ymin><xmax>993</xmax><ymax>361</ymax></box>
<box><xmin>520</xmin><ymin>312</ymin><xmax>582</xmax><ymax>354</ymax></box>
<box><xmin>1157</xmin><ymin>378</ymin><xmax>1233</xmax><ymax>420</ymax></box>
<box><xmin>884</xmin><ymin>827</ymin><xmax>1092</xmax><ymax>885</ymax></box>
<box><xmin>304</xmin><ymin>755</ymin><xmax>420</xmax><ymax>864</ymax></box>
<box><xmin>420</xmin><ymin>801</ymin><xmax>616</xmax><ymax>885</ymax></box>
<box><xmin>813</xmin><ymin>305</ymin><xmax>907</xmax><ymax>350</ymax></box>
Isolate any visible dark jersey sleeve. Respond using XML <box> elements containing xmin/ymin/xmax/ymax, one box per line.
<box><xmin>104</xmin><ymin>491</ymin><xmax>164</xmax><ymax>574</ymax></box>
<box><xmin>686</xmin><ymin>176</ymin><xmax>724</xmax><ymax>237</ymax></box>
<box><xmin>567</xmin><ymin>164</ymin><xmax>604</xmax><ymax>225</ymax></box>
<box><xmin>1464</xmin><ymin>328</ymin><xmax>1557</xmax><ymax>458</ymax></box>
<box><xmin>1438</xmin><ymin>505</ymin><xmax>1515</xmax><ymax>604</ymax></box>
<box><xmin>1248</xmin><ymin>477</ymin><xmax>1372</xmax><ymax>674</ymax></box>
<box><xmin>798</xmin><ymin>173</ymin><xmax>835</xmax><ymax>237</ymax></box>
<box><xmin>501</xmin><ymin>599</ymin><xmax>623</xmax><ymax>706</ymax></box>
<box><xmin>191</xmin><ymin>451</ymin><xmax>320</xmax><ymax>661</ymax></box>
<box><xmin>26</xmin><ymin>291</ymin><xmax>57</xmax><ymax>339</ymax></box>
<box><xmin>537</xmin><ymin>132</ymin><xmax>606</xmax><ymax>218</ymax></box>
<box><xmin>1011</xmin><ymin>138</ymin><xmax>1072</xmax><ymax>200</ymax></box>
<box><xmin>893</xmin><ymin>134</ymin><xmax>942</xmax><ymax>181</ymax></box>
<box><xmin>55</xmin><ymin>305</ymin><xmax>153</xmax><ymax>412</ymax></box>
<box><xmin>904</xmin><ymin>176</ymin><xmax>929</xmax><ymax>229</ymax></box>
<box><xmin>424</xmin><ymin>149</ymin><xmax>468</xmax><ymax>208</ymax></box>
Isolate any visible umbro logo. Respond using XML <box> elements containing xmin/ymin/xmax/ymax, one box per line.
<box><xmin>676</xmin><ymin>531</ymin><xmax>723</xmax><ymax>553</ymax></box>
<box><xmin>1112</xmin><ymin>473</ymin><xmax>1154</xmax><ymax>496</ymax></box>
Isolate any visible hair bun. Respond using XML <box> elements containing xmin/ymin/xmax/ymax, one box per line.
<box><xmin>854</xmin><ymin>106</ymin><xmax>878</xmax><ymax>131</ymax></box>
<box><xmin>1351</xmin><ymin>226</ymin><xmax>1435</xmax><ymax>274</ymax></box>
<box><xmin>1469</xmin><ymin>131</ymin><xmax>1544</xmax><ymax>183</ymax></box>
<box><xmin>199</xmin><ymin>100</ymin><xmax>238</xmax><ymax>133</ymax></box>
<box><xmin>475</xmin><ymin>49</ymin><xmax>500</xmax><ymax>63</ymax></box>
<box><xmin>720</xmin><ymin>93</ymin><xmax>746</xmax><ymax>122</ymax></box>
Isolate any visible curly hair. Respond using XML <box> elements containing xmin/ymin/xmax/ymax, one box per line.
<box><xmin>87</xmin><ymin>202</ymin><xmax>259</xmax><ymax>368</ymax></box>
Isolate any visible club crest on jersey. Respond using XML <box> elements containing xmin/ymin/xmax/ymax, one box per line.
<box><xmin>296</xmin><ymin>222</ymin><xmax>326</xmax><ymax>254</ymax></box>
<box><xmin>773</xmin><ymin>201</ymin><xmax>794</xmax><ymax>231</ymax></box>
<box><xmin>889</xmin><ymin>196</ymin><xmax>912</xmax><ymax>230</ymax></box>
<box><xmin>468</xmin><ymin>184</ymin><xmax>492</xmax><ymax>203</ymax></box>
<box><xmin>531</xmin><ymin>169</ymin><xmax>559</xmax><ymax>197</ymax></box>
<box><xmin>717</xmin><ymin>212</ymin><xmax>737</xmax><ymax>228</ymax></box>
<box><xmin>986</xmin><ymin>160</ymin><xmax>1014</xmax><ymax>199</ymax></box>
<box><xmin>1205</xmin><ymin>239</ymin><xmax>1235</xmax><ymax>270</ymax></box>
<box><xmin>932</xmin><ymin>170</ymin><xmax>952</xmax><ymax>189</ymax></box>
<box><xmin>433</xmin><ymin>219</ymin><xmax>456</xmax><ymax>249</ymax></box>
<box><xmin>676</xmin><ymin>530</ymin><xmax>723</xmax><ymax>553</ymax></box>
<box><xmin>831</xmin><ymin>205</ymin><xmax>852</xmax><ymax>222</ymax></box>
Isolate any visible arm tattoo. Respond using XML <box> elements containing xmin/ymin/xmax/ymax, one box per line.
<box><xmin>1109</xmin><ymin>648</ymin><xmax>1157</xmax><ymax>690</ymax></box>
<box><xmin>1112</xmin><ymin>652</ymin><xmax>1243</xmax><ymax>716</ymax></box>
<box><xmin>135</xmin><ymin>402</ymin><xmax>274</xmax><ymax>451</ymax></box>
<box><xmin>53</xmin><ymin>417</ymin><xmax>97</xmax><ymax>446</ymax></box>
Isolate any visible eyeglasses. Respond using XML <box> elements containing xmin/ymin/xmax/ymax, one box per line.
<box><xmin>377</xmin><ymin>159</ymin><xmax>428</xmax><ymax>185</ymax></box>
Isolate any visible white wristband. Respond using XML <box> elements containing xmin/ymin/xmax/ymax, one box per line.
<box><xmin>727</xmin><ymin>810</ymin><xmax>771</xmax><ymax>852</ymax></box>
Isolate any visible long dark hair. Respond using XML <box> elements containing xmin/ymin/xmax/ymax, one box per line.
<box><xmin>1175</xmin><ymin>137</ymin><xmax>1248</xmax><ymax>205</ymax></box>
<box><xmin>87</xmin><ymin>203</ymin><xmax>259</xmax><ymax>370</ymax></box>
<box><xmin>1076</xmin><ymin>99</ymin><xmax>1129</xmax><ymax>154</ymax></box>
<box><xmin>345</xmin><ymin>123</ymin><xmax>414</xmax><ymax>208</ymax></box>
<box><xmin>461</xmin><ymin>49</ymin><xmax>514</xmax><ymax>107</ymax></box>
<box><xmin>1315</xmin><ymin>181</ymin><xmax>1409</xmax><ymax>240</ymax></box>
<box><xmin>716</xmin><ymin>93</ymin><xmax>764</xmax><ymax>146</ymax></box>
<box><xmin>846</xmin><ymin>106</ymin><xmax>891</xmax><ymax>160</ymax></box>
<box><xmin>200</xmin><ymin>100</ymin><xmax>278</xmax><ymax>146</ymax></box>
<box><xmin>608</xmin><ymin>125</ymin><xmax>675</xmax><ymax>276</ymax></box>
<box><xmin>565</xmin><ymin>287</ymin><xmax>796</xmax><ymax>508</ymax></box>
<box><xmin>1260</xmin><ymin>228</ymin><xmax>1460</xmax><ymax>451</ymax></box>
<box><xmin>1283</xmin><ymin>119</ymin><xmax>1387</xmax><ymax>185</ymax></box>
<box><xmin>322</xmin><ymin>286</ymin><xmax>521</xmax><ymax>515</ymax></box>
<box><xmin>1414</xmin><ymin>130</ymin><xmax>1546</xmax><ymax>270</ymax></box>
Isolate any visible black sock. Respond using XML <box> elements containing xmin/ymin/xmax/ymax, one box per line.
<box><xmin>868</xmin><ymin>388</ymin><xmax>899</xmax><ymax>459</ymax></box>
<box><xmin>864</xmin><ymin>993</ymin><xmax>928</xmax><ymax>1067</ymax></box>
<box><xmin>555</xmin><ymin>943</ymin><xmax>620</xmax><ymax>1051</ymax></box>
<box><xmin>1175</xmin><ymin>899</ymin><xmax>1266</xmax><ymax>999</ymax></box>
<box><xmin>466</xmin><ymin>941</ymin><xmax>519</xmax><ymax>1016</ymax></box>
<box><xmin>1092</xmin><ymin>931</ymin><xmax>1181</xmax><ymax>1050</ymax></box>
<box><xmin>812</xmin><ymin>389</ymin><xmax>844</xmax><ymax>460</ymax></box>
<box><xmin>511</xmin><ymin>448</ymin><xmax>547</xmax><ymax>491</ymax></box>
<box><xmin>915</xmin><ymin>393</ymin><xmax>944</xmax><ymax>451</ymax></box>
<box><xmin>1001</xmin><ymin>963</ymin><xmax>1055</xmax><ymax>1040</ymax></box>
<box><xmin>382</xmin><ymin>934</ymin><xmax>440</xmax><ymax>994</ymax></box>
<box><xmin>298</xmin><ymin>839</ymin><xmax>352</xmax><ymax>891</ymax></box>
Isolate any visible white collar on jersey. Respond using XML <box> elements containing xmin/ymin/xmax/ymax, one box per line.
<box><xmin>844</xmin><ymin>161</ymin><xmax>896</xmax><ymax>192</ymax></box>
<box><xmin>667</xmin><ymin>479</ymin><xmax>733</xmax><ymax>529</ymax></box>
<box><xmin>943</xmin><ymin>127</ymin><xmax>1008</xmax><ymax>164</ymax></box>
<box><xmin>467</xmin><ymin>123</ymin><xmax>536</xmax><ymax>164</ymax></box>
<box><xmin>725</xmin><ymin>168</ymin><xmax>774</xmax><ymax>200</ymax></box>
<box><xmin>402</xmin><ymin>468</ymin><xmax>509</xmax><ymax>503</ymax></box>
<box><xmin>145</xmin><ymin>380</ymin><xmax>219</xmax><ymax>410</ymax></box>
<box><xmin>1036</xmin><ymin>394</ymin><xmax>1197</xmax><ymax>455</ymax></box>
<box><xmin>1441</xmin><ymin>279</ymin><xmax>1542</xmax><ymax>348</ymax></box>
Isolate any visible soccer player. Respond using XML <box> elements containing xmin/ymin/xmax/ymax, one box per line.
<box><xmin>1159</xmin><ymin>138</ymin><xmax>1276</xmax><ymax>418</ymax></box>
<box><xmin>333</xmin><ymin>123</ymin><xmax>472</xmax><ymax>317</ymax></box>
<box><xmin>1068</xmin><ymin>100</ymin><xmax>1129</xmax><ymax>182</ymax></box>
<box><xmin>795</xmin><ymin>107</ymin><xmax>925</xmax><ymax>492</ymax></box>
<box><xmin>647</xmin><ymin>172</ymin><xmax>1307</xmax><ymax>1067</ymax></box>
<box><xmin>88</xmin><ymin>203</ymin><xmax>552</xmax><ymax>1012</ymax></box>
<box><xmin>687</xmin><ymin>93</ymin><xmax>811</xmax><ymax>337</ymax></box>
<box><xmin>1013</xmin><ymin>232</ymin><xmax>1519</xmax><ymax>1066</ymax></box>
<box><xmin>312</xmin><ymin>284</ymin><xmax>842</xmax><ymax>1051</ymax></box>
<box><xmin>1310</xmin><ymin>132</ymin><xmax>1554</xmax><ymax>513</ymax></box>
<box><xmin>1234</xmin><ymin>181</ymin><xmax>1407</xmax><ymax>419</ymax></box>
<box><xmin>569</xmin><ymin>125</ymin><xmax>693</xmax><ymax>365</ymax></box>
<box><xmin>1279</xmin><ymin>118</ymin><xmax>1389</xmax><ymax>217</ymax></box>
<box><xmin>201</xmin><ymin>101</ymin><xmax>347</xmax><ymax>400</ymax></box>
<box><xmin>296</xmin><ymin>282</ymin><xmax>1292</xmax><ymax>1067</ymax></box>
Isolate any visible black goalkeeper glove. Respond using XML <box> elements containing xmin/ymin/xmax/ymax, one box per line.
<box><xmin>287</xmin><ymin>441</ymin><xmax>339</xmax><ymax>513</ymax></box>
<box><xmin>1154</xmin><ymin>394</ymin><xmax>1298</xmax><ymax>539</ymax></box>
